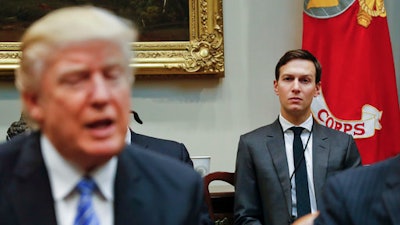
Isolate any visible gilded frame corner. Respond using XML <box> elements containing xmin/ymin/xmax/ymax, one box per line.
<box><xmin>0</xmin><ymin>0</ymin><xmax>224</xmax><ymax>80</ymax></box>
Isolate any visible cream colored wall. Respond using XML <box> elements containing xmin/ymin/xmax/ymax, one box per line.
<box><xmin>0</xmin><ymin>1</ymin><xmax>399</xmax><ymax>173</ymax></box>
<box><xmin>131</xmin><ymin>1</ymin><xmax>303</xmax><ymax>173</ymax></box>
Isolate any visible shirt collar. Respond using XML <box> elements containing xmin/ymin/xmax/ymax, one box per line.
<box><xmin>279</xmin><ymin>114</ymin><xmax>313</xmax><ymax>132</ymax></box>
<box><xmin>125</xmin><ymin>128</ymin><xmax>131</xmax><ymax>144</ymax></box>
<box><xmin>41</xmin><ymin>134</ymin><xmax>117</xmax><ymax>202</ymax></box>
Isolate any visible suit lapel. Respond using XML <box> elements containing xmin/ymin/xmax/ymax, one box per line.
<box><xmin>10</xmin><ymin>133</ymin><xmax>57</xmax><ymax>225</ymax></box>
<box><xmin>311</xmin><ymin>123</ymin><xmax>329</xmax><ymax>208</ymax></box>
<box><xmin>382</xmin><ymin>157</ymin><xmax>400</xmax><ymax>224</ymax></box>
<box><xmin>114</xmin><ymin>145</ymin><xmax>148</xmax><ymax>225</ymax></box>
<box><xmin>267</xmin><ymin>120</ymin><xmax>292</xmax><ymax>213</ymax></box>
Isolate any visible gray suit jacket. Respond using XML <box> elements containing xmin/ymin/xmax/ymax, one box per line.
<box><xmin>314</xmin><ymin>154</ymin><xmax>400</xmax><ymax>225</ymax></box>
<box><xmin>234</xmin><ymin>119</ymin><xmax>361</xmax><ymax>225</ymax></box>
<box><xmin>0</xmin><ymin>132</ymin><xmax>204</xmax><ymax>225</ymax></box>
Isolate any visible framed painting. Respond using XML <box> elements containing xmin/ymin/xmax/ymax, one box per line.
<box><xmin>0</xmin><ymin>0</ymin><xmax>224</xmax><ymax>80</ymax></box>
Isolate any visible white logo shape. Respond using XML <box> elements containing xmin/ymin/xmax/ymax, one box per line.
<box><xmin>311</xmin><ymin>93</ymin><xmax>382</xmax><ymax>139</ymax></box>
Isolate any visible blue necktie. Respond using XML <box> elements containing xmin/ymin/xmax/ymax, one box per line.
<box><xmin>74</xmin><ymin>178</ymin><xmax>100</xmax><ymax>225</ymax></box>
<box><xmin>290</xmin><ymin>127</ymin><xmax>311</xmax><ymax>218</ymax></box>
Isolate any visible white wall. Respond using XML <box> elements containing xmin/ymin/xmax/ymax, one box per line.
<box><xmin>0</xmin><ymin>1</ymin><xmax>399</xmax><ymax>173</ymax></box>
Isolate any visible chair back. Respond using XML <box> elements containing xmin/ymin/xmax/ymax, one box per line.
<box><xmin>203</xmin><ymin>171</ymin><xmax>235</xmax><ymax>224</ymax></box>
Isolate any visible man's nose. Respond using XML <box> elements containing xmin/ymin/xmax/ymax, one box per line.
<box><xmin>292</xmin><ymin>79</ymin><xmax>300</xmax><ymax>91</ymax></box>
<box><xmin>90</xmin><ymin>73</ymin><xmax>111</xmax><ymax>103</ymax></box>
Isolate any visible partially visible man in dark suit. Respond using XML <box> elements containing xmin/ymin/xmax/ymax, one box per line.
<box><xmin>127</xmin><ymin>111</ymin><xmax>214</xmax><ymax>225</ymax></box>
<box><xmin>314</xmin><ymin>154</ymin><xmax>400</xmax><ymax>225</ymax></box>
<box><xmin>0</xmin><ymin>6</ymin><xmax>203</xmax><ymax>225</ymax></box>
<box><xmin>234</xmin><ymin>49</ymin><xmax>361</xmax><ymax>225</ymax></box>
<box><xmin>129</xmin><ymin>129</ymin><xmax>193</xmax><ymax>164</ymax></box>
<box><xmin>127</xmin><ymin>111</ymin><xmax>193</xmax><ymax>166</ymax></box>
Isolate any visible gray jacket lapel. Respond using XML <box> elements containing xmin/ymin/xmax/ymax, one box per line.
<box><xmin>11</xmin><ymin>133</ymin><xmax>57</xmax><ymax>225</ymax></box>
<box><xmin>311</xmin><ymin>123</ymin><xmax>329</xmax><ymax>208</ymax></box>
<box><xmin>267</xmin><ymin>119</ymin><xmax>292</xmax><ymax>214</ymax></box>
<box><xmin>266</xmin><ymin>120</ymin><xmax>330</xmax><ymax>211</ymax></box>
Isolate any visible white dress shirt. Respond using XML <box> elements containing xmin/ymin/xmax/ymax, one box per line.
<box><xmin>41</xmin><ymin>135</ymin><xmax>117</xmax><ymax>225</ymax></box>
<box><xmin>279</xmin><ymin>114</ymin><xmax>317</xmax><ymax>217</ymax></box>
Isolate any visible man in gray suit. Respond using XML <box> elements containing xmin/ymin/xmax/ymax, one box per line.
<box><xmin>314</xmin><ymin>154</ymin><xmax>400</xmax><ymax>225</ymax></box>
<box><xmin>0</xmin><ymin>6</ymin><xmax>203</xmax><ymax>225</ymax></box>
<box><xmin>234</xmin><ymin>49</ymin><xmax>361</xmax><ymax>225</ymax></box>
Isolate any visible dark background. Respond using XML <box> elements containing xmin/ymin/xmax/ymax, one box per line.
<box><xmin>0</xmin><ymin>0</ymin><xmax>189</xmax><ymax>42</ymax></box>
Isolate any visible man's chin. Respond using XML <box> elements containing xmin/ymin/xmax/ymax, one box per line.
<box><xmin>82</xmin><ymin>140</ymin><xmax>125</xmax><ymax>156</ymax></box>
<box><xmin>288</xmin><ymin>107</ymin><xmax>303</xmax><ymax>113</ymax></box>
<box><xmin>287</xmin><ymin>107</ymin><xmax>310</xmax><ymax>117</ymax></box>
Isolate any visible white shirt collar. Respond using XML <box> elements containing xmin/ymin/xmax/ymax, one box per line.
<box><xmin>279</xmin><ymin>114</ymin><xmax>313</xmax><ymax>132</ymax></box>
<box><xmin>41</xmin><ymin>134</ymin><xmax>117</xmax><ymax>202</ymax></box>
<box><xmin>125</xmin><ymin>128</ymin><xmax>131</xmax><ymax>144</ymax></box>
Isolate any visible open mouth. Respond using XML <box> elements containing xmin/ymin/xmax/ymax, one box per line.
<box><xmin>86</xmin><ymin>119</ymin><xmax>113</xmax><ymax>129</ymax></box>
<box><xmin>85</xmin><ymin>118</ymin><xmax>116</xmax><ymax>138</ymax></box>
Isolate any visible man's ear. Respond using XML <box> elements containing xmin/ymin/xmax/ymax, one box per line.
<box><xmin>273</xmin><ymin>80</ymin><xmax>279</xmax><ymax>96</ymax></box>
<box><xmin>315</xmin><ymin>82</ymin><xmax>321</xmax><ymax>96</ymax></box>
<box><xmin>21</xmin><ymin>91</ymin><xmax>43</xmax><ymax>123</ymax></box>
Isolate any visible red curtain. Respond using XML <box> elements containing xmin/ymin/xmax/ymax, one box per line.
<box><xmin>302</xmin><ymin>1</ymin><xmax>400</xmax><ymax>164</ymax></box>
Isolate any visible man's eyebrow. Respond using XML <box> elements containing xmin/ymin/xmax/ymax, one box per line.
<box><xmin>56</xmin><ymin>63</ymin><xmax>87</xmax><ymax>75</ymax></box>
<box><xmin>103</xmin><ymin>57</ymin><xmax>125</xmax><ymax>67</ymax></box>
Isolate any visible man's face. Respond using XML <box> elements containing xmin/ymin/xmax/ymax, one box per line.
<box><xmin>24</xmin><ymin>40</ymin><xmax>132</xmax><ymax>170</ymax></box>
<box><xmin>274</xmin><ymin>59</ymin><xmax>320</xmax><ymax>124</ymax></box>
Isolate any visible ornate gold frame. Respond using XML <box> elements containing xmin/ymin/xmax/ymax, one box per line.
<box><xmin>0</xmin><ymin>0</ymin><xmax>224</xmax><ymax>80</ymax></box>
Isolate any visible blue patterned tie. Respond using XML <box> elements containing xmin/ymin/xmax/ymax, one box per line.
<box><xmin>290</xmin><ymin>127</ymin><xmax>311</xmax><ymax>218</ymax></box>
<box><xmin>74</xmin><ymin>177</ymin><xmax>100</xmax><ymax>225</ymax></box>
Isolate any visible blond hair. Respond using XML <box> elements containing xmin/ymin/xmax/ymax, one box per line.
<box><xmin>15</xmin><ymin>5</ymin><xmax>137</xmax><ymax>93</ymax></box>
<box><xmin>15</xmin><ymin>6</ymin><xmax>137</xmax><ymax>129</ymax></box>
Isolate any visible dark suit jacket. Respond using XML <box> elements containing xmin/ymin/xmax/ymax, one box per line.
<box><xmin>130</xmin><ymin>130</ymin><xmax>214</xmax><ymax>225</ymax></box>
<box><xmin>234</xmin><ymin>119</ymin><xmax>361</xmax><ymax>225</ymax></box>
<box><xmin>130</xmin><ymin>130</ymin><xmax>193</xmax><ymax>166</ymax></box>
<box><xmin>314</xmin><ymin>155</ymin><xmax>400</xmax><ymax>225</ymax></box>
<box><xmin>0</xmin><ymin>132</ymin><xmax>204</xmax><ymax>225</ymax></box>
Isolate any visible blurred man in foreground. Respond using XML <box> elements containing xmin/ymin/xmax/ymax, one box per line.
<box><xmin>0</xmin><ymin>6</ymin><xmax>203</xmax><ymax>225</ymax></box>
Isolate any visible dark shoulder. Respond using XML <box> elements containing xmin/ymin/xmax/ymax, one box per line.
<box><xmin>120</xmin><ymin>144</ymin><xmax>201</xmax><ymax>193</ymax></box>
<box><xmin>133</xmin><ymin>132</ymin><xmax>184</xmax><ymax>148</ymax></box>
<box><xmin>131</xmin><ymin>131</ymin><xmax>193</xmax><ymax>166</ymax></box>
<box><xmin>122</xmin><ymin>143</ymin><xmax>197</xmax><ymax>178</ymax></box>
<box><xmin>347</xmin><ymin>155</ymin><xmax>397</xmax><ymax>175</ymax></box>
<box><xmin>131</xmin><ymin>131</ymin><xmax>186</xmax><ymax>150</ymax></box>
<box><xmin>328</xmin><ymin>155</ymin><xmax>399</xmax><ymax>186</ymax></box>
<box><xmin>0</xmin><ymin>133</ymin><xmax>37</xmax><ymax>166</ymax></box>
<box><xmin>0</xmin><ymin>133</ymin><xmax>41</xmax><ymax>186</ymax></box>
